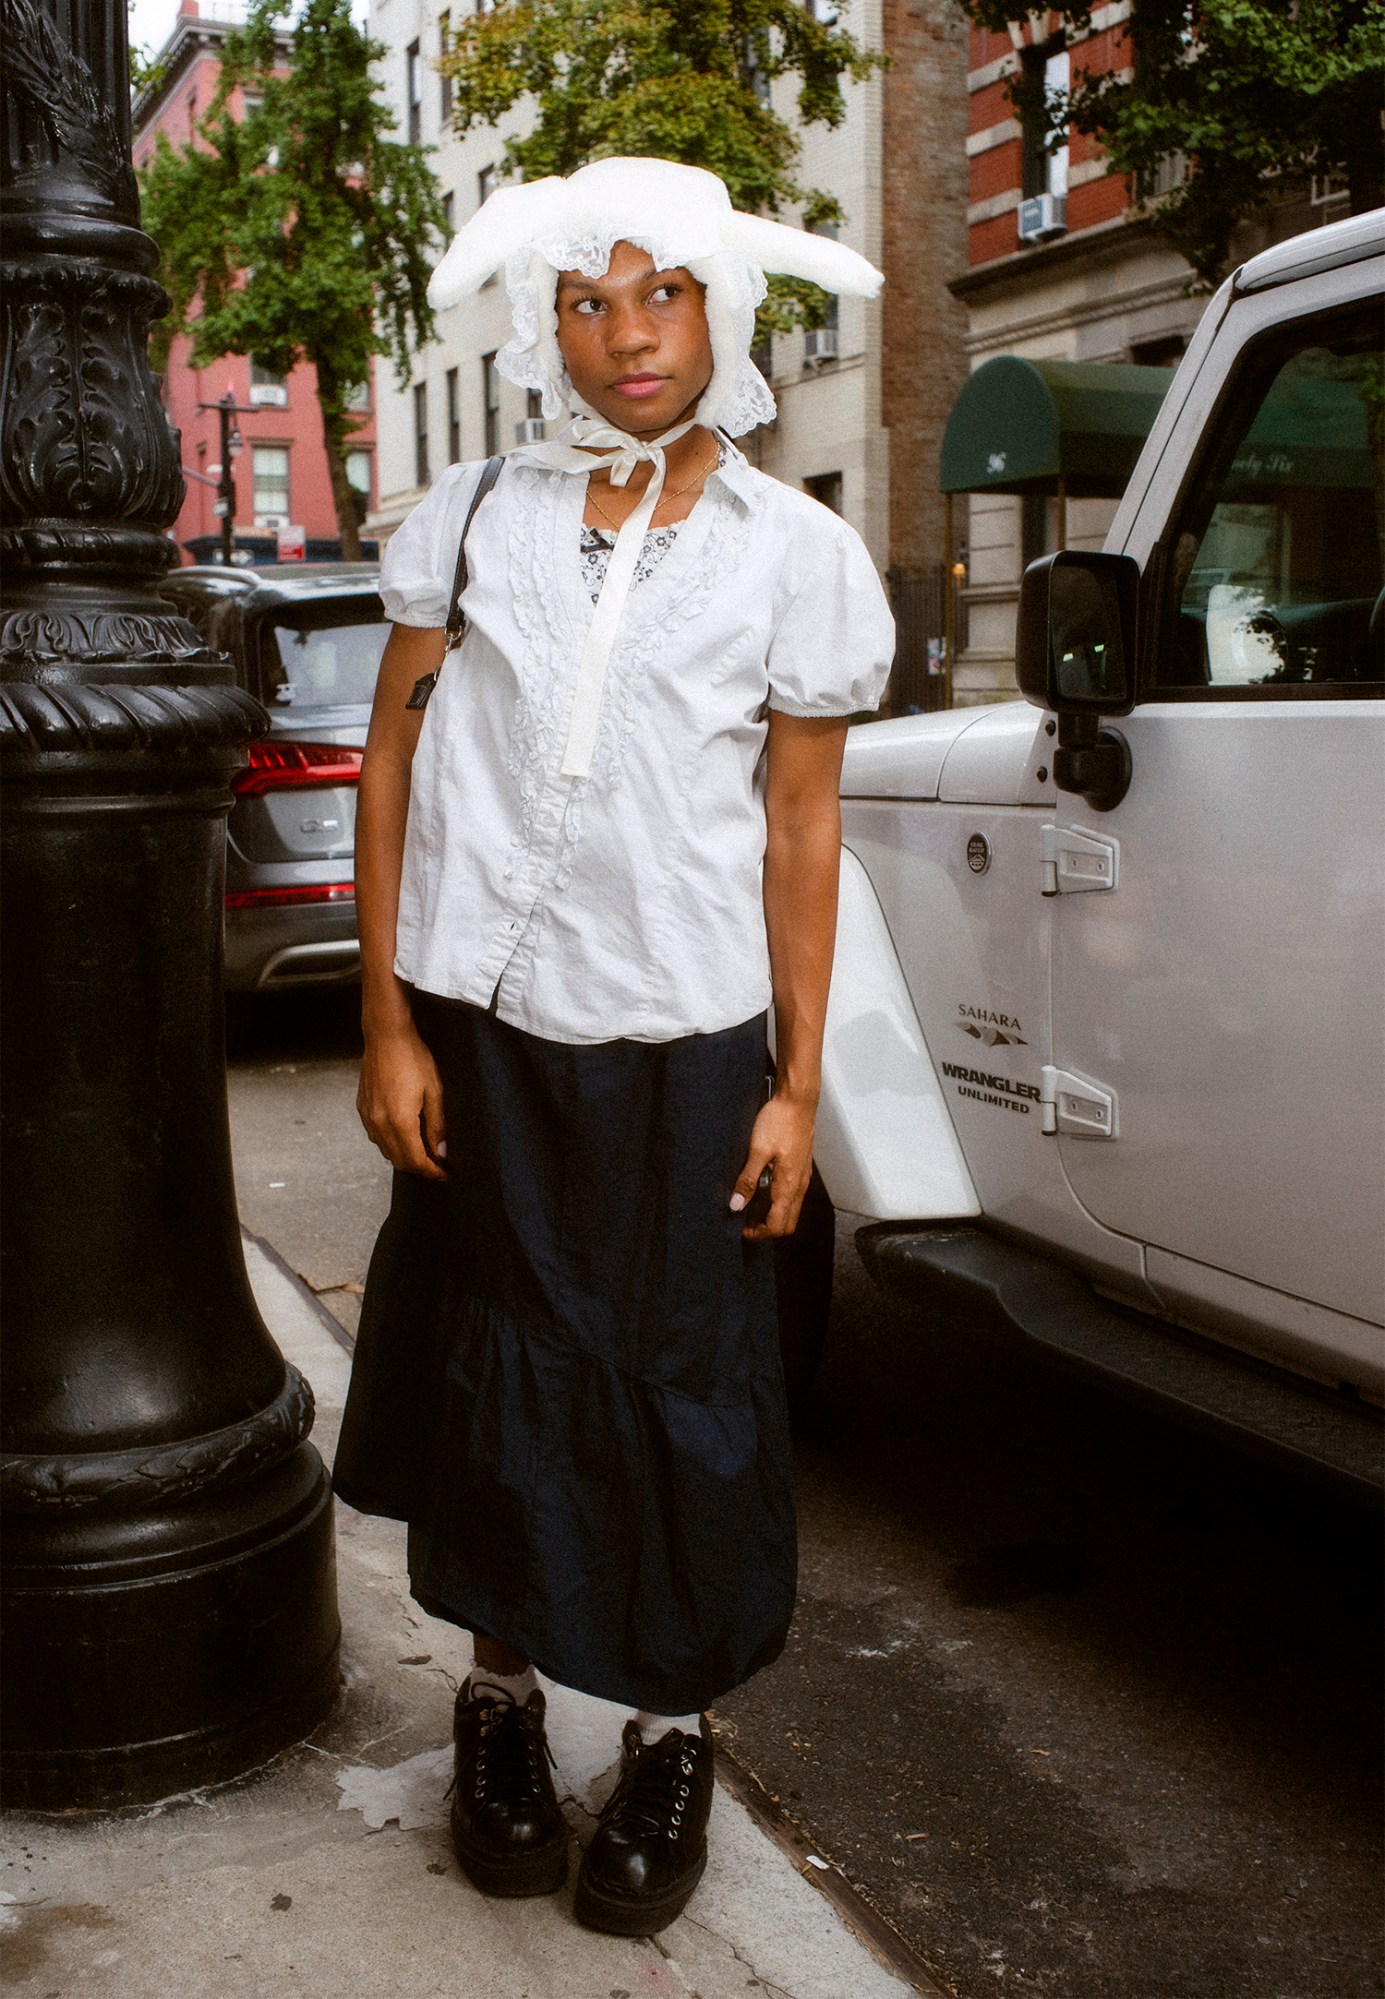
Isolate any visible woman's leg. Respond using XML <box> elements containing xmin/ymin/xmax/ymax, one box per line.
<box><xmin>473</xmin><ymin>1633</ymin><xmax>533</xmax><ymax>1679</ymax></box>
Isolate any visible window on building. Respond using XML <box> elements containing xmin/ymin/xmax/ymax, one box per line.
<box><xmin>252</xmin><ymin>445</ymin><xmax>290</xmax><ymax>524</ymax></box>
<box><xmin>413</xmin><ymin>382</ymin><xmax>430</xmax><ymax>488</ymax></box>
<box><xmin>804</xmin><ymin>471</ymin><xmax>843</xmax><ymax>515</ymax></box>
<box><xmin>483</xmin><ymin>352</ymin><xmax>501</xmax><ymax>457</ymax></box>
<box><xmin>527</xmin><ymin>389</ymin><xmax>543</xmax><ymax>421</ymax></box>
<box><xmin>249</xmin><ymin>356</ymin><xmax>288</xmax><ymax>407</ymax></box>
<box><xmin>439</xmin><ymin>13</ymin><xmax>453</xmax><ymax>123</ymax></box>
<box><xmin>476</xmin><ymin>0</ymin><xmax>496</xmax><ymax>13</ymax></box>
<box><xmin>441</xmin><ymin>189</ymin><xmax>455</xmax><ymax>238</ymax></box>
<box><xmin>406</xmin><ymin>40</ymin><xmax>422</xmax><ymax>145</ymax></box>
<box><xmin>346</xmin><ymin>450</ymin><xmax>373</xmax><ymax>504</ymax></box>
<box><xmin>477</xmin><ymin>166</ymin><xmax>498</xmax><ymax>281</ymax></box>
<box><xmin>345</xmin><ymin>376</ymin><xmax>371</xmax><ymax>413</ymax></box>
<box><xmin>446</xmin><ymin>367</ymin><xmax>462</xmax><ymax>463</ymax></box>
<box><xmin>1019</xmin><ymin>39</ymin><xmax>1070</xmax><ymax>204</ymax></box>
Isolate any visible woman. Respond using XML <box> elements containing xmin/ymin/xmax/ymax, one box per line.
<box><xmin>337</xmin><ymin>157</ymin><xmax>893</xmax><ymax>1936</ymax></box>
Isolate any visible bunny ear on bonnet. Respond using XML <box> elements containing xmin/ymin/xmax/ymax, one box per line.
<box><xmin>428</xmin><ymin>177</ymin><xmax>567</xmax><ymax>310</ymax></box>
<box><xmin>716</xmin><ymin>211</ymin><xmax>883</xmax><ymax>297</ymax></box>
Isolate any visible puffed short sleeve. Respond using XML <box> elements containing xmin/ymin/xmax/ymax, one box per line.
<box><xmin>378</xmin><ymin>462</ymin><xmax>483</xmax><ymax>628</ymax></box>
<box><xmin>765</xmin><ymin>508</ymin><xmax>895</xmax><ymax>717</ymax></box>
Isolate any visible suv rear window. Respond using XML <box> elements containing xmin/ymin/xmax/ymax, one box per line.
<box><xmin>263</xmin><ymin>604</ymin><xmax>390</xmax><ymax>709</ymax></box>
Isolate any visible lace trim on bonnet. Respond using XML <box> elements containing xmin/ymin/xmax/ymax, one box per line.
<box><xmin>497</xmin><ymin>235</ymin><xmax>776</xmax><ymax>439</ymax></box>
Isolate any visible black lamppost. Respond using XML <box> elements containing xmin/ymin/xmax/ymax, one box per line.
<box><xmin>0</xmin><ymin>0</ymin><xmax>340</xmax><ymax>1809</ymax></box>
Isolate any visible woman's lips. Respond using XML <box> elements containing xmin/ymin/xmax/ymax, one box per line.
<box><xmin>611</xmin><ymin>375</ymin><xmax>667</xmax><ymax>400</ymax></box>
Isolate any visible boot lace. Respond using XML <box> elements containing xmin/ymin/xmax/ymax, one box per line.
<box><xmin>605</xmin><ymin>1735</ymin><xmax>699</xmax><ymax>1844</ymax></box>
<box><xmin>470</xmin><ymin>1700</ymin><xmax>554</xmax><ymax>1805</ymax></box>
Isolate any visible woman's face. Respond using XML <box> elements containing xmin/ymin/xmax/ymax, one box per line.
<box><xmin>553</xmin><ymin>239</ymin><xmax>714</xmax><ymax>437</ymax></box>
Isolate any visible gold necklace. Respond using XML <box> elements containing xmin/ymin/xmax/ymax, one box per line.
<box><xmin>586</xmin><ymin>444</ymin><xmax>719</xmax><ymax>534</ymax></box>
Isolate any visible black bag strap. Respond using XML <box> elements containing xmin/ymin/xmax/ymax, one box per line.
<box><xmin>405</xmin><ymin>453</ymin><xmax>504</xmax><ymax>711</ymax></box>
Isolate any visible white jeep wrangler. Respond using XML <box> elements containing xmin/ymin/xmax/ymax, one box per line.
<box><xmin>800</xmin><ymin>208</ymin><xmax>1384</xmax><ymax>1505</ymax></box>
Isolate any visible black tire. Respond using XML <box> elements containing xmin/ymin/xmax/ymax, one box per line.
<box><xmin>774</xmin><ymin>1165</ymin><xmax>835</xmax><ymax>1420</ymax></box>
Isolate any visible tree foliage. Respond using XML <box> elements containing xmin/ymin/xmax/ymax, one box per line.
<box><xmin>139</xmin><ymin>0</ymin><xmax>445</xmax><ymax>556</ymax></box>
<box><xmin>439</xmin><ymin>0</ymin><xmax>888</xmax><ymax>333</ymax></box>
<box><xmin>964</xmin><ymin>0</ymin><xmax>1384</xmax><ymax>285</ymax></box>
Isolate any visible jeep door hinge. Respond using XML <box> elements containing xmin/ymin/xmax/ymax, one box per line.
<box><xmin>1040</xmin><ymin>1066</ymin><xmax>1119</xmax><ymax>1139</ymax></box>
<box><xmin>1041</xmin><ymin>823</ymin><xmax>1120</xmax><ymax>897</ymax></box>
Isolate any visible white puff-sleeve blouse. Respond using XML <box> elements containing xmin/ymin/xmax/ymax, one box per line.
<box><xmin>381</xmin><ymin>440</ymin><xmax>894</xmax><ymax>1044</ymax></box>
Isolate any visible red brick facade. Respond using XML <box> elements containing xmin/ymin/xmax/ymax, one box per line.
<box><xmin>133</xmin><ymin>2</ymin><xmax>376</xmax><ymax>564</ymax></box>
<box><xmin>966</xmin><ymin>9</ymin><xmax>1131</xmax><ymax>270</ymax></box>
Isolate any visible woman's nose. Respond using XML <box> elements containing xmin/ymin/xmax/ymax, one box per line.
<box><xmin>606</xmin><ymin>305</ymin><xmax>657</xmax><ymax>356</ymax></box>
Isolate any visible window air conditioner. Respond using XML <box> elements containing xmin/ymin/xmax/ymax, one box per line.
<box><xmin>804</xmin><ymin>326</ymin><xmax>838</xmax><ymax>364</ymax></box>
<box><xmin>256</xmin><ymin>513</ymin><xmax>287</xmax><ymax>530</ymax></box>
<box><xmin>249</xmin><ymin>382</ymin><xmax>288</xmax><ymax>407</ymax></box>
<box><xmin>1017</xmin><ymin>192</ymin><xmax>1067</xmax><ymax>243</ymax></box>
<box><xmin>515</xmin><ymin>417</ymin><xmax>546</xmax><ymax>444</ymax></box>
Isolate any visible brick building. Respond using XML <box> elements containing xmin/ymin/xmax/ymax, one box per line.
<box><xmin>946</xmin><ymin>1</ymin><xmax>1351</xmax><ymax>702</ymax></box>
<box><xmin>947</xmin><ymin>1</ymin><xmax>1204</xmax><ymax>700</ymax></box>
<box><xmin>133</xmin><ymin>0</ymin><xmax>378</xmax><ymax>565</ymax></box>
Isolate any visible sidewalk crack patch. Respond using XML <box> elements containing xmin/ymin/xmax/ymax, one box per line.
<box><xmin>678</xmin><ymin>1913</ymin><xmax>797</xmax><ymax>1998</ymax></box>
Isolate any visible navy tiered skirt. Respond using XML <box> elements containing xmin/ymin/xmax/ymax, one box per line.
<box><xmin>333</xmin><ymin>994</ymin><xmax>796</xmax><ymax>1716</ymax></box>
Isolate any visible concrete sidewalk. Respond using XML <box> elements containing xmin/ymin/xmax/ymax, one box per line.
<box><xmin>2</xmin><ymin>1234</ymin><xmax>920</xmax><ymax>1999</ymax></box>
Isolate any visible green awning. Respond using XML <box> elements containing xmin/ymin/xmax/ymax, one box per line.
<box><xmin>940</xmin><ymin>357</ymin><xmax>1174</xmax><ymax>498</ymax></box>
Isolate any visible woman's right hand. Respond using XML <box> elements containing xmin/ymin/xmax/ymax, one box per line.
<box><xmin>357</xmin><ymin>1024</ymin><xmax>448</xmax><ymax>1179</ymax></box>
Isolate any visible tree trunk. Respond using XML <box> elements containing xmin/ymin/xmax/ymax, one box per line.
<box><xmin>315</xmin><ymin>359</ymin><xmax>366</xmax><ymax>561</ymax></box>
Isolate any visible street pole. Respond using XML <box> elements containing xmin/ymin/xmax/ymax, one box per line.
<box><xmin>0</xmin><ymin>0</ymin><xmax>339</xmax><ymax>1809</ymax></box>
<box><xmin>202</xmin><ymin>390</ymin><xmax>252</xmax><ymax>567</ymax></box>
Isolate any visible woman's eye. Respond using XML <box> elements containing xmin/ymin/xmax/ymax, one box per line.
<box><xmin>650</xmin><ymin>284</ymin><xmax>680</xmax><ymax>304</ymax></box>
<box><xmin>573</xmin><ymin>297</ymin><xmax>604</xmax><ymax>316</ymax></box>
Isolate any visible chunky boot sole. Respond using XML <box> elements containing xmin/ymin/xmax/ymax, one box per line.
<box><xmin>573</xmin><ymin>1846</ymin><xmax>707</xmax><ymax>1936</ymax></box>
<box><xmin>450</xmin><ymin>1797</ymin><xmax>569</xmax><ymax>1898</ymax></box>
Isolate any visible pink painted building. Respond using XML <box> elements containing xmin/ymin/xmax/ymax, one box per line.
<box><xmin>133</xmin><ymin>1</ymin><xmax>377</xmax><ymax>565</ymax></box>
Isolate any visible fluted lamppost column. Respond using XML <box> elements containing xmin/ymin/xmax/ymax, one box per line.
<box><xmin>0</xmin><ymin>0</ymin><xmax>340</xmax><ymax>1809</ymax></box>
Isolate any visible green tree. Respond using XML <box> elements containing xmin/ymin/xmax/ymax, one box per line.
<box><xmin>439</xmin><ymin>0</ymin><xmax>888</xmax><ymax>334</ymax></box>
<box><xmin>140</xmin><ymin>0</ymin><xmax>445</xmax><ymax>557</ymax></box>
<box><xmin>965</xmin><ymin>0</ymin><xmax>1384</xmax><ymax>286</ymax></box>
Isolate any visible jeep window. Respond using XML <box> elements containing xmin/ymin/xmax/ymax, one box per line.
<box><xmin>1156</xmin><ymin>304</ymin><xmax>1383</xmax><ymax>696</ymax></box>
<box><xmin>262</xmin><ymin>605</ymin><xmax>390</xmax><ymax>709</ymax></box>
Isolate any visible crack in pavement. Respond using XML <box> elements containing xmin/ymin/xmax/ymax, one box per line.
<box><xmin>678</xmin><ymin>1911</ymin><xmax>797</xmax><ymax>1999</ymax></box>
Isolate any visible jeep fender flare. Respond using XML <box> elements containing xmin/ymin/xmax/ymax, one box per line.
<box><xmin>807</xmin><ymin>847</ymin><xmax>980</xmax><ymax>1223</ymax></box>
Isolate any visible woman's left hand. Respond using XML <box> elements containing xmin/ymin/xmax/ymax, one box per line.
<box><xmin>730</xmin><ymin>1091</ymin><xmax>817</xmax><ymax>1240</ymax></box>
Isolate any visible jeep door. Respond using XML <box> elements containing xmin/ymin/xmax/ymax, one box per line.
<box><xmin>1046</xmin><ymin>271</ymin><xmax>1385</xmax><ymax>1388</ymax></box>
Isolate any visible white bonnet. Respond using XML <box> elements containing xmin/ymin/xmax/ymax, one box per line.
<box><xmin>426</xmin><ymin>156</ymin><xmax>884</xmax><ymax>436</ymax></box>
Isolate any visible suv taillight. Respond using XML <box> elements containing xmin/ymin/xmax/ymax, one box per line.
<box><xmin>232</xmin><ymin>740</ymin><xmax>364</xmax><ymax>797</ymax></box>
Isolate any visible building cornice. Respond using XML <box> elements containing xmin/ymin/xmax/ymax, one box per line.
<box><xmin>132</xmin><ymin>13</ymin><xmax>293</xmax><ymax>135</ymax></box>
<box><xmin>950</xmin><ymin>212</ymin><xmax>1175</xmax><ymax>302</ymax></box>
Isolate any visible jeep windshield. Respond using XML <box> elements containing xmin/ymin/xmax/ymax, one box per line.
<box><xmin>263</xmin><ymin>604</ymin><xmax>390</xmax><ymax>710</ymax></box>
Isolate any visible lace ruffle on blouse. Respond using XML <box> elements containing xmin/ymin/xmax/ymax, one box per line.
<box><xmin>579</xmin><ymin>523</ymin><xmax>682</xmax><ymax>605</ymax></box>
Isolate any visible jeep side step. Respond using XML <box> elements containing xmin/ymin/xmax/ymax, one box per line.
<box><xmin>857</xmin><ymin>1224</ymin><xmax>1383</xmax><ymax>1509</ymax></box>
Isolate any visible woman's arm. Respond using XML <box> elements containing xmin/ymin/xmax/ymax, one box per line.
<box><xmin>731</xmin><ymin>710</ymin><xmax>850</xmax><ymax>1240</ymax></box>
<box><xmin>355</xmin><ymin>623</ymin><xmax>449</xmax><ymax>1180</ymax></box>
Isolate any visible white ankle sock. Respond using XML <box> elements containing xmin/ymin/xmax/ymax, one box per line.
<box><xmin>467</xmin><ymin>1666</ymin><xmax>538</xmax><ymax>1707</ymax></box>
<box><xmin>635</xmin><ymin>1710</ymin><xmax>702</xmax><ymax>1745</ymax></box>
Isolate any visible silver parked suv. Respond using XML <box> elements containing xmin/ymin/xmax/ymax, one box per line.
<box><xmin>162</xmin><ymin>563</ymin><xmax>384</xmax><ymax>990</ymax></box>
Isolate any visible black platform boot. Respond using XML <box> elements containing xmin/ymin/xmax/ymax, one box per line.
<box><xmin>574</xmin><ymin>1717</ymin><xmax>715</xmax><ymax>1935</ymax></box>
<box><xmin>450</xmin><ymin>1686</ymin><xmax>569</xmax><ymax>1897</ymax></box>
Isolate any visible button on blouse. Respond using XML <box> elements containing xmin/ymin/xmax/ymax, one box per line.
<box><xmin>379</xmin><ymin>441</ymin><xmax>895</xmax><ymax>1045</ymax></box>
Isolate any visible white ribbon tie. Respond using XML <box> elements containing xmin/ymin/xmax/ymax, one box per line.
<box><xmin>519</xmin><ymin>414</ymin><xmax>699</xmax><ymax>781</ymax></box>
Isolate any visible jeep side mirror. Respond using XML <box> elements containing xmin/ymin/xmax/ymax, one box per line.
<box><xmin>1016</xmin><ymin>549</ymin><xmax>1141</xmax><ymax>812</ymax></box>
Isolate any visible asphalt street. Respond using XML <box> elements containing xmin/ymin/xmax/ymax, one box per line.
<box><xmin>227</xmin><ymin>987</ymin><xmax>1383</xmax><ymax>1999</ymax></box>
